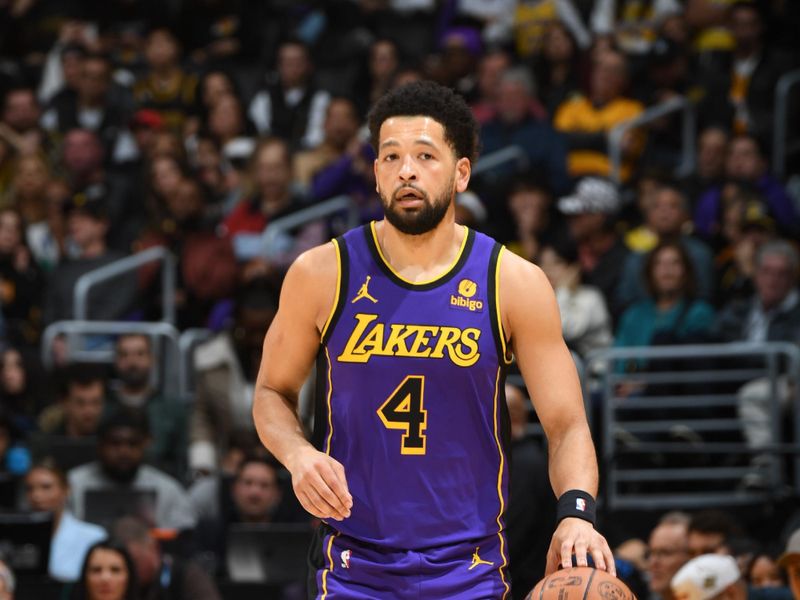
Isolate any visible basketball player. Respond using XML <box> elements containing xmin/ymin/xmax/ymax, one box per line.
<box><xmin>253</xmin><ymin>81</ymin><xmax>614</xmax><ymax>598</ymax></box>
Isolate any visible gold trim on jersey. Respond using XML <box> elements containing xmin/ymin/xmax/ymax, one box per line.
<box><xmin>324</xmin><ymin>347</ymin><xmax>335</xmax><ymax>455</ymax></box>
<box><xmin>369</xmin><ymin>221</ymin><xmax>469</xmax><ymax>286</ymax></box>
<box><xmin>320</xmin><ymin>239</ymin><xmax>342</xmax><ymax>342</ymax></box>
<box><xmin>320</xmin><ymin>530</ymin><xmax>339</xmax><ymax>599</ymax></box>
<box><xmin>492</xmin><ymin>365</ymin><xmax>511</xmax><ymax>598</ymax></box>
<box><xmin>495</xmin><ymin>247</ymin><xmax>513</xmax><ymax>365</ymax></box>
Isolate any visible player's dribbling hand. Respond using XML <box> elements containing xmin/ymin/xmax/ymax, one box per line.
<box><xmin>545</xmin><ymin>517</ymin><xmax>616</xmax><ymax>577</ymax></box>
<box><xmin>286</xmin><ymin>446</ymin><xmax>353</xmax><ymax>521</ymax></box>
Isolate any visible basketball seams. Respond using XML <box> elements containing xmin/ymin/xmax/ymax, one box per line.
<box><xmin>582</xmin><ymin>567</ymin><xmax>598</xmax><ymax>600</ymax></box>
<box><xmin>537</xmin><ymin>572</ymin><xmax>549</xmax><ymax>600</ymax></box>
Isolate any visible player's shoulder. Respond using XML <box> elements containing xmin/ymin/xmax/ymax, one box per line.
<box><xmin>289</xmin><ymin>240</ymin><xmax>339</xmax><ymax>278</ymax></box>
<box><xmin>498</xmin><ymin>247</ymin><xmax>547</xmax><ymax>288</ymax></box>
<box><xmin>282</xmin><ymin>241</ymin><xmax>339</xmax><ymax>297</ymax></box>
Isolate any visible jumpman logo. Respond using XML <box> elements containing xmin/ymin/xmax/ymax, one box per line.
<box><xmin>352</xmin><ymin>275</ymin><xmax>378</xmax><ymax>304</ymax></box>
<box><xmin>468</xmin><ymin>547</ymin><xmax>495</xmax><ymax>570</ymax></box>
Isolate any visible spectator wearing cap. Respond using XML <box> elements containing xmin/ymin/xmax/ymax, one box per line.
<box><xmin>671</xmin><ymin>554</ymin><xmax>746</xmax><ymax>600</ymax></box>
<box><xmin>129</xmin><ymin>109</ymin><xmax>165</xmax><ymax>161</ymax></box>
<box><xmin>554</xmin><ymin>49</ymin><xmax>645</xmax><ymax>183</ymax></box>
<box><xmin>616</xmin><ymin>181</ymin><xmax>715</xmax><ymax>311</ymax></box>
<box><xmin>248</xmin><ymin>39</ymin><xmax>330</xmax><ymax>151</ymax></box>
<box><xmin>478</xmin><ymin>66</ymin><xmax>570</xmax><ymax>199</ymax></box>
<box><xmin>41</xmin><ymin>188</ymin><xmax>139</xmax><ymax>324</ymax></box>
<box><xmin>67</xmin><ymin>408</ymin><xmax>196</xmax><ymax>531</ymax></box>
<box><xmin>694</xmin><ymin>134</ymin><xmax>799</xmax><ymax>241</ymax></box>
<box><xmin>779</xmin><ymin>530</ymin><xmax>800</xmax><ymax>599</ymax></box>
<box><xmin>558</xmin><ymin>177</ymin><xmax>630</xmax><ymax>319</ymax></box>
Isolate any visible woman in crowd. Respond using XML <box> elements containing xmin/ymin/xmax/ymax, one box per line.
<box><xmin>25</xmin><ymin>460</ymin><xmax>106</xmax><ymax>582</ymax></box>
<box><xmin>614</xmin><ymin>240</ymin><xmax>715</xmax><ymax>375</ymax></box>
<box><xmin>71</xmin><ymin>540</ymin><xmax>138</xmax><ymax>600</ymax></box>
<box><xmin>0</xmin><ymin>345</ymin><xmax>47</xmax><ymax>434</ymax></box>
<box><xmin>616</xmin><ymin>240</ymin><xmax>714</xmax><ymax>348</ymax></box>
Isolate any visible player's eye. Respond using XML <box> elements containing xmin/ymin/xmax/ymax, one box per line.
<box><xmin>383</xmin><ymin>153</ymin><xmax>398</xmax><ymax>162</ymax></box>
<box><xmin>420</xmin><ymin>153</ymin><xmax>433</xmax><ymax>160</ymax></box>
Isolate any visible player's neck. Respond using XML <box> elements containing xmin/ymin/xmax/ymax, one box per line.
<box><xmin>376</xmin><ymin>217</ymin><xmax>465</xmax><ymax>283</ymax></box>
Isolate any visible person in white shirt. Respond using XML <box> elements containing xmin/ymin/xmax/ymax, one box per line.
<box><xmin>24</xmin><ymin>459</ymin><xmax>106</xmax><ymax>582</ymax></box>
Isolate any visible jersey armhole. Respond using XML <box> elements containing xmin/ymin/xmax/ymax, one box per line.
<box><xmin>488</xmin><ymin>244</ymin><xmax>513</xmax><ymax>365</ymax></box>
<box><xmin>320</xmin><ymin>237</ymin><xmax>349</xmax><ymax>345</ymax></box>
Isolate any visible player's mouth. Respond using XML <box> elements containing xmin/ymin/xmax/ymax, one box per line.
<box><xmin>394</xmin><ymin>187</ymin><xmax>426</xmax><ymax>207</ymax></box>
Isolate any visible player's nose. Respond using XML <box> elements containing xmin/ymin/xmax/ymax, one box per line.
<box><xmin>398</xmin><ymin>154</ymin><xmax>417</xmax><ymax>180</ymax></box>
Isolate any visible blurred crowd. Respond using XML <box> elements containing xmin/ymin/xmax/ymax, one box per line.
<box><xmin>1</xmin><ymin>0</ymin><xmax>800</xmax><ymax>599</ymax></box>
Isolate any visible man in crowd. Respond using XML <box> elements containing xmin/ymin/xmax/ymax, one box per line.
<box><xmin>670</xmin><ymin>554</ymin><xmax>746</xmax><ymax>600</ymax></box>
<box><xmin>647</xmin><ymin>512</ymin><xmax>692</xmax><ymax>600</ymax></box>
<box><xmin>109</xmin><ymin>333</ymin><xmax>187</xmax><ymax>476</ymax></box>
<box><xmin>68</xmin><ymin>409</ymin><xmax>196</xmax><ymax>530</ymax></box>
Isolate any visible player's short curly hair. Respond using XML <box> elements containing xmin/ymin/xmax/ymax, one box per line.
<box><xmin>367</xmin><ymin>80</ymin><xmax>479</xmax><ymax>162</ymax></box>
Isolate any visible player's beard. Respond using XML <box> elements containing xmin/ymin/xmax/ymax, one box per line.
<box><xmin>382</xmin><ymin>176</ymin><xmax>454</xmax><ymax>236</ymax></box>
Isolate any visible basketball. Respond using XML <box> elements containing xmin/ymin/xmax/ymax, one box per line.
<box><xmin>525</xmin><ymin>566</ymin><xmax>636</xmax><ymax>600</ymax></box>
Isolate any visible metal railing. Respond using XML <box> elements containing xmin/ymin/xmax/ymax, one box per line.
<box><xmin>772</xmin><ymin>69</ymin><xmax>800</xmax><ymax>179</ymax></box>
<box><xmin>74</xmin><ymin>246</ymin><xmax>176</xmax><ymax>324</ymax></box>
<box><xmin>608</xmin><ymin>95</ymin><xmax>696</xmax><ymax>184</ymax></box>
<box><xmin>41</xmin><ymin>320</ymin><xmax>182</xmax><ymax>397</ymax></box>
<box><xmin>262</xmin><ymin>195</ymin><xmax>359</xmax><ymax>258</ymax></box>
<box><xmin>472</xmin><ymin>145</ymin><xmax>529</xmax><ymax>177</ymax></box>
<box><xmin>586</xmin><ymin>342</ymin><xmax>800</xmax><ymax>510</ymax></box>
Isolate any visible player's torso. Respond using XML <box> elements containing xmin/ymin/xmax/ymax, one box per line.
<box><xmin>316</xmin><ymin>222</ymin><xmax>511</xmax><ymax>549</ymax></box>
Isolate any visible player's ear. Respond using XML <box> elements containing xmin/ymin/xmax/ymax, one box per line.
<box><xmin>455</xmin><ymin>157</ymin><xmax>471</xmax><ymax>193</ymax></box>
<box><xmin>373</xmin><ymin>158</ymin><xmax>379</xmax><ymax>192</ymax></box>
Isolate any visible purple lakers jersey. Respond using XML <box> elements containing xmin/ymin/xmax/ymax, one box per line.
<box><xmin>315</xmin><ymin>221</ymin><xmax>513</xmax><ymax>551</ymax></box>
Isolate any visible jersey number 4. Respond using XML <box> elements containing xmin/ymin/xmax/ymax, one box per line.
<box><xmin>377</xmin><ymin>375</ymin><xmax>427</xmax><ymax>455</ymax></box>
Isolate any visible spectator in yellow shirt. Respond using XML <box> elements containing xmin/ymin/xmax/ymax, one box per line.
<box><xmin>554</xmin><ymin>49</ymin><xmax>644</xmax><ymax>182</ymax></box>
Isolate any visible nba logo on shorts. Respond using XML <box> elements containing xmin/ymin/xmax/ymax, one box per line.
<box><xmin>576</xmin><ymin>498</ymin><xmax>586</xmax><ymax>512</ymax></box>
<box><xmin>341</xmin><ymin>549</ymin><xmax>352</xmax><ymax>569</ymax></box>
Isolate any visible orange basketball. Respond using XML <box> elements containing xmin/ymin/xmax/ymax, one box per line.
<box><xmin>525</xmin><ymin>566</ymin><xmax>637</xmax><ymax>600</ymax></box>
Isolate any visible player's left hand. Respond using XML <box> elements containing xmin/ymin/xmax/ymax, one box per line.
<box><xmin>545</xmin><ymin>517</ymin><xmax>616</xmax><ymax>576</ymax></box>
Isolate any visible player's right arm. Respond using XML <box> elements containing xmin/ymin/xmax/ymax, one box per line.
<box><xmin>252</xmin><ymin>243</ymin><xmax>353</xmax><ymax>521</ymax></box>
